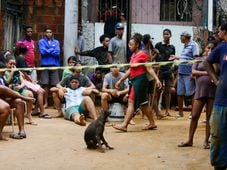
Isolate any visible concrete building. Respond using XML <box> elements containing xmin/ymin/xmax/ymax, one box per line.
<box><xmin>0</xmin><ymin>0</ymin><xmax>226</xmax><ymax>64</ymax></box>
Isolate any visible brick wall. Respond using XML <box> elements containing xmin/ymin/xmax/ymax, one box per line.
<box><xmin>0</xmin><ymin>0</ymin><xmax>65</xmax><ymax>63</ymax></box>
<box><xmin>23</xmin><ymin>0</ymin><xmax>65</xmax><ymax>64</ymax></box>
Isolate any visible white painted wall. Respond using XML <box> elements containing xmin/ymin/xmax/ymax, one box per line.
<box><xmin>64</xmin><ymin>0</ymin><xmax>78</xmax><ymax>65</ymax></box>
<box><xmin>94</xmin><ymin>23</ymin><xmax>196</xmax><ymax>57</ymax></box>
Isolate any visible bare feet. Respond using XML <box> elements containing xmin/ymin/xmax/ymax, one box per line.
<box><xmin>53</xmin><ymin>112</ymin><xmax>63</xmax><ymax>118</ymax></box>
<box><xmin>0</xmin><ymin>134</ymin><xmax>8</xmax><ymax>141</ymax></box>
<box><xmin>76</xmin><ymin>115</ymin><xmax>86</xmax><ymax>126</ymax></box>
<box><xmin>24</xmin><ymin>114</ymin><xmax>34</xmax><ymax>124</ymax></box>
<box><xmin>112</xmin><ymin>124</ymin><xmax>127</xmax><ymax>132</ymax></box>
<box><xmin>74</xmin><ymin>115</ymin><xmax>86</xmax><ymax>126</ymax></box>
<box><xmin>129</xmin><ymin>119</ymin><xmax>136</xmax><ymax>125</ymax></box>
<box><xmin>44</xmin><ymin>103</ymin><xmax>48</xmax><ymax>109</ymax></box>
<box><xmin>142</xmin><ymin>124</ymin><xmax>157</xmax><ymax>130</ymax></box>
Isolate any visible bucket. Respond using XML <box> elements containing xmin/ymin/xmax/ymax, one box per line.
<box><xmin>108</xmin><ymin>103</ymin><xmax>125</xmax><ymax>122</ymax></box>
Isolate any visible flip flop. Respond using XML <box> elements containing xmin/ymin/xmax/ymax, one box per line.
<box><xmin>112</xmin><ymin>124</ymin><xmax>127</xmax><ymax>132</ymax></box>
<box><xmin>26</xmin><ymin>122</ymin><xmax>38</xmax><ymax>126</ymax></box>
<box><xmin>203</xmin><ymin>143</ymin><xmax>210</xmax><ymax>149</ymax></box>
<box><xmin>142</xmin><ymin>125</ymin><xmax>157</xmax><ymax>130</ymax></box>
<box><xmin>39</xmin><ymin>113</ymin><xmax>52</xmax><ymax>119</ymax></box>
<box><xmin>31</xmin><ymin>111</ymin><xmax>41</xmax><ymax>116</ymax></box>
<box><xmin>178</xmin><ymin>142</ymin><xmax>193</xmax><ymax>147</ymax></box>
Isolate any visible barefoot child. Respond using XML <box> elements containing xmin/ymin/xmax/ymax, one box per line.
<box><xmin>63</xmin><ymin>75</ymin><xmax>99</xmax><ymax>125</ymax></box>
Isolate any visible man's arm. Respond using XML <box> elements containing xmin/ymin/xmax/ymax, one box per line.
<box><xmin>75</xmin><ymin>49</ymin><xmax>95</xmax><ymax>57</ymax></box>
<box><xmin>56</xmin><ymin>76</ymin><xmax>68</xmax><ymax>89</ymax></box>
<box><xmin>146</xmin><ymin>66</ymin><xmax>162</xmax><ymax>89</ymax></box>
<box><xmin>102</xmin><ymin>84</ymin><xmax>114</xmax><ymax>93</ymax></box>
<box><xmin>117</xmin><ymin>87</ymin><xmax>129</xmax><ymax>95</ymax></box>
<box><xmin>107</xmin><ymin>52</ymin><xmax>113</xmax><ymax>64</ymax></box>
<box><xmin>82</xmin><ymin>88</ymin><xmax>100</xmax><ymax>96</ymax></box>
<box><xmin>38</xmin><ymin>40</ymin><xmax>53</xmax><ymax>55</ymax></box>
<box><xmin>50</xmin><ymin>40</ymin><xmax>60</xmax><ymax>56</ymax></box>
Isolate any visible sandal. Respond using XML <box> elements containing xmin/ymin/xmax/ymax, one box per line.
<box><xmin>26</xmin><ymin>122</ymin><xmax>38</xmax><ymax>126</ymax></box>
<box><xmin>9</xmin><ymin>133</ymin><xmax>23</xmax><ymax>139</ymax></box>
<box><xmin>31</xmin><ymin>111</ymin><xmax>41</xmax><ymax>116</ymax></box>
<box><xmin>39</xmin><ymin>113</ymin><xmax>52</xmax><ymax>119</ymax></box>
<box><xmin>112</xmin><ymin>124</ymin><xmax>127</xmax><ymax>132</ymax></box>
<box><xmin>178</xmin><ymin>142</ymin><xmax>193</xmax><ymax>147</ymax></box>
<box><xmin>142</xmin><ymin>125</ymin><xmax>157</xmax><ymax>130</ymax></box>
<box><xmin>18</xmin><ymin>132</ymin><xmax>27</xmax><ymax>138</ymax></box>
<box><xmin>203</xmin><ymin>143</ymin><xmax>210</xmax><ymax>149</ymax></box>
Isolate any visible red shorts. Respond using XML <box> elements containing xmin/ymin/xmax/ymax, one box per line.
<box><xmin>129</xmin><ymin>86</ymin><xmax>135</xmax><ymax>101</ymax></box>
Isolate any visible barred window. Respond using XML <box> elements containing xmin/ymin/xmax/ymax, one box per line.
<box><xmin>99</xmin><ymin>0</ymin><xmax>127</xmax><ymax>21</ymax></box>
<box><xmin>160</xmin><ymin>0</ymin><xmax>192</xmax><ymax>22</ymax></box>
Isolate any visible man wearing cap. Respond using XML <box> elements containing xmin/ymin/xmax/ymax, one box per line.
<box><xmin>108</xmin><ymin>22</ymin><xmax>127</xmax><ymax>65</ymax></box>
<box><xmin>170</xmin><ymin>31</ymin><xmax>199</xmax><ymax>117</ymax></box>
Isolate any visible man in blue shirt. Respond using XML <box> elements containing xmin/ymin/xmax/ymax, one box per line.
<box><xmin>171</xmin><ymin>31</ymin><xmax>199</xmax><ymax>117</ymax></box>
<box><xmin>38</xmin><ymin>28</ymin><xmax>60</xmax><ymax>108</ymax></box>
<box><xmin>204</xmin><ymin>22</ymin><xmax>227</xmax><ymax>170</ymax></box>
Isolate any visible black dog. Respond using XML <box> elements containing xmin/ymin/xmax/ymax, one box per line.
<box><xmin>84</xmin><ymin>111</ymin><xmax>114</xmax><ymax>152</ymax></box>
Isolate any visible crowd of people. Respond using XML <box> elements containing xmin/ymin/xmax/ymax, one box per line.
<box><xmin>0</xmin><ymin>21</ymin><xmax>227</xmax><ymax>169</ymax></box>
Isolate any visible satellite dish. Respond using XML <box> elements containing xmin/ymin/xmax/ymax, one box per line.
<box><xmin>220</xmin><ymin>0</ymin><xmax>227</xmax><ymax>12</ymax></box>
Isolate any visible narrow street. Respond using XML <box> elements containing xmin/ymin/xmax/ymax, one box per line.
<box><xmin>0</xmin><ymin>108</ymin><xmax>212</xmax><ymax>170</ymax></box>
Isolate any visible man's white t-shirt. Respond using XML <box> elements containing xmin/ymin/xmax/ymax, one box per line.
<box><xmin>64</xmin><ymin>87</ymin><xmax>85</xmax><ymax>109</ymax></box>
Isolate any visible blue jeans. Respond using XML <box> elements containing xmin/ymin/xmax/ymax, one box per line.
<box><xmin>210</xmin><ymin>105</ymin><xmax>227</xmax><ymax>168</ymax></box>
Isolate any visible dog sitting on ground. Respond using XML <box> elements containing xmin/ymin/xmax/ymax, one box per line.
<box><xmin>84</xmin><ymin>111</ymin><xmax>114</xmax><ymax>152</ymax></box>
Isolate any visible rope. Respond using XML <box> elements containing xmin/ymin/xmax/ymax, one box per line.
<box><xmin>0</xmin><ymin>59</ymin><xmax>203</xmax><ymax>72</ymax></box>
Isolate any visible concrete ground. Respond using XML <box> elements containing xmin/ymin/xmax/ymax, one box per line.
<box><xmin>0</xmin><ymin>108</ymin><xmax>213</xmax><ymax>170</ymax></box>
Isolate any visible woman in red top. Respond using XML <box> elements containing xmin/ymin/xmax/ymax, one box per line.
<box><xmin>113</xmin><ymin>37</ymin><xmax>162</xmax><ymax>132</ymax></box>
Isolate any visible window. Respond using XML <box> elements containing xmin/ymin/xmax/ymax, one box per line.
<box><xmin>160</xmin><ymin>0</ymin><xmax>192</xmax><ymax>22</ymax></box>
<box><xmin>99</xmin><ymin>0</ymin><xmax>127</xmax><ymax>21</ymax></box>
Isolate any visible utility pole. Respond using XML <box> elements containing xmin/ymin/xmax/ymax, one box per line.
<box><xmin>63</xmin><ymin>0</ymin><xmax>78</xmax><ymax>65</ymax></box>
<box><xmin>208</xmin><ymin>0</ymin><xmax>213</xmax><ymax>31</ymax></box>
<box><xmin>126</xmin><ymin>0</ymin><xmax>131</xmax><ymax>62</ymax></box>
